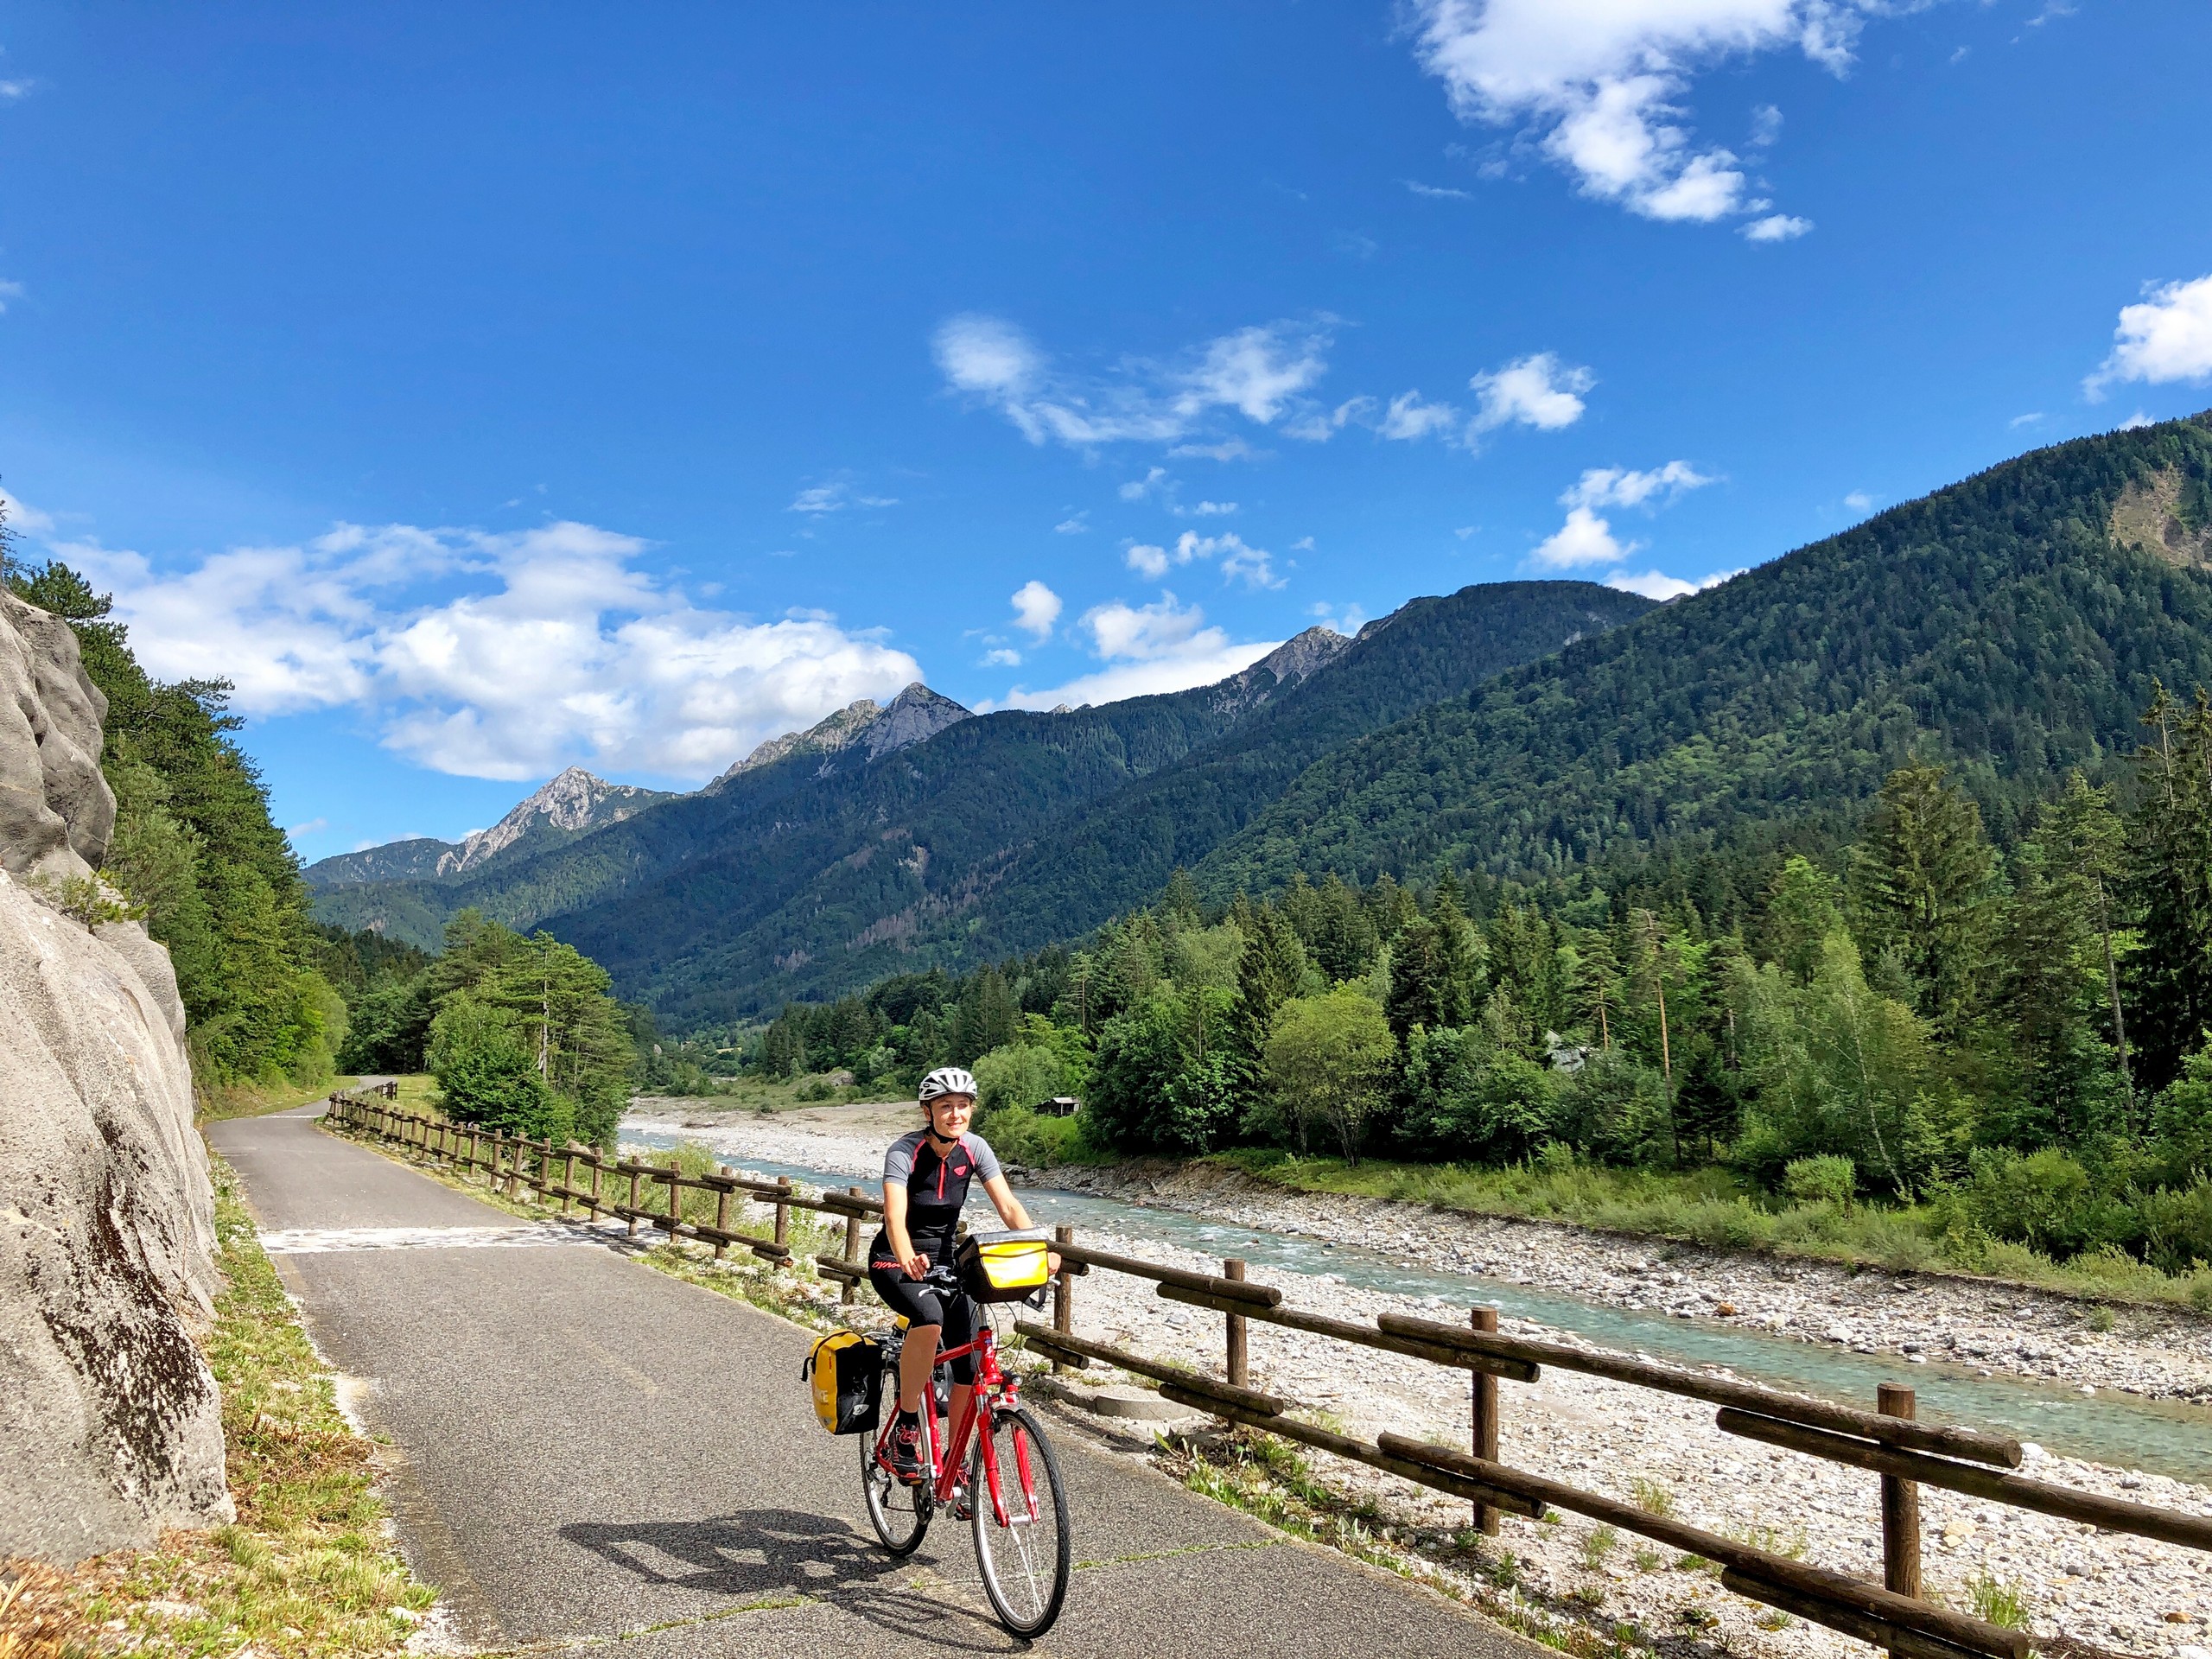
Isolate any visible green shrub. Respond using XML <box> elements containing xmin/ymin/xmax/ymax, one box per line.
<box><xmin>1782</xmin><ymin>1154</ymin><xmax>1858</xmax><ymax>1208</ymax></box>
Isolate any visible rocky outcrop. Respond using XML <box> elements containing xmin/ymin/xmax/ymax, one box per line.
<box><xmin>0</xmin><ymin>589</ymin><xmax>114</xmax><ymax>886</ymax></box>
<box><xmin>861</xmin><ymin>683</ymin><xmax>970</xmax><ymax>760</ymax></box>
<box><xmin>433</xmin><ymin>766</ymin><xmax>673</xmax><ymax>877</ymax></box>
<box><xmin>0</xmin><ymin>591</ymin><xmax>228</xmax><ymax>1562</ymax></box>
<box><xmin>710</xmin><ymin>683</ymin><xmax>974</xmax><ymax>787</ymax></box>
<box><xmin>1198</xmin><ymin>625</ymin><xmax>1352</xmax><ymax>716</ymax></box>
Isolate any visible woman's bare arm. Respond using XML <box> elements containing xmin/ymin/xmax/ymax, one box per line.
<box><xmin>882</xmin><ymin>1181</ymin><xmax>926</xmax><ymax>1276</ymax></box>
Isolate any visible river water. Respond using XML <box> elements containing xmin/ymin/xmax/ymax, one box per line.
<box><xmin>623</xmin><ymin>1128</ymin><xmax>2212</xmax><ymax>1483</ymax></box>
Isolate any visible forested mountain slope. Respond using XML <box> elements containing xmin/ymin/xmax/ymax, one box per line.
<box><xmin>1199</xmin><ymin>414</ymin><xmax>2212</xmax><ymax>906</ymax></box>
<box><xmin>551</xmin><ymin>582</ymin><xmax>1649</xmax><ymax>1023</ymax></box>
<box><xmin>918</xmin><ymin>581</ymin><xmax>1651</xmax><ymax>963</ymax></box>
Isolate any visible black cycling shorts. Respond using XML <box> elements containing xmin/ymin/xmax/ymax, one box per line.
<box><xmin>867</xmin><ymin>1262</ymin><xmax>978</xmax><ymax>1384</ymax></box>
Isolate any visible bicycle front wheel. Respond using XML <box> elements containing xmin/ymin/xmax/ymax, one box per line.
<box><xmin>969</xmin><ymin>1404</ymin><xmax>1070</xmax><ymax>1637</ymax></box>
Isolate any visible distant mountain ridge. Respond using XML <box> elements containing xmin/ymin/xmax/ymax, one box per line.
<box><xmin>310</xmin><ymin>580</ymin><xmax>1650</xmax><ymax>1020</ymax></box>
<box><xmin>709</xmin><ymin>683</ymin><xmax>973</xmax><ymax>788</ymax></box>
<box><xmin>306</xmin><ymin>766</ymin><xmax>677</xmax><ymax>890</ymax></box>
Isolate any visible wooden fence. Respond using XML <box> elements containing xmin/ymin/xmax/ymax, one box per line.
<box><xmin>324</xmin><ymin>1088</ymin><xmax>2209</xmax><ymax>1657</ymax></box>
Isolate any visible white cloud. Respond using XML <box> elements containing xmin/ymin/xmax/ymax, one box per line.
<box><xmin>0</xmin><ymin>279</ymin><xmax>24</xmax><ymax>315</ymax></box>
<box><xmin>1379</xmin><ymin>391</ymin><xmax>1463</xmax><ymax>441</ymax></box>
<box><xmin>1009</xmin><ymin>579</ymin><xmax>1062</xmax><ymax>641</ymax></box>
<box><xmin>286</xmin><ymin>817</ymin><xmax>328</xmax><ymax>840</ymax></box>
<box><xmin>1741</xmin><ymin>213</ymin><xmax>1812</xmax><ymax>242</ymax></box>
<box><xmin>0</xmin><ymin>486</ymin><xmax>54</xmax><ymax>534</ymax></box>
<box><xmin>1121</xmin><ymin>467</ymin><xmax>1168</xmax><ymax>501</ymax></box>
<box><xmin>1533</xmin><ymin>505</ymin><xmax>1639</xmax><ymax>568</ymax></box>
<box><xmin>2119</xmin><ymin>410</ymin><xmax>2154</xmax><ymax>431</ymax></box>
<box><xmin>936</xmin><ymin>314</ymin><xmax>1330</xmax><ymax>448</ymax></box>
<box><xmin>1405</xmin><ymin>180</ymin><xmax>1474</xmax><ymax>200</ymax></box>
<box><xmin>1842</xmin><ymin>489</ymin><xmax>1875</xmax><ymax>513</ymax></box>
<box><xmin>47</xmin><ymin>518</ymin><xmax>921</xmax><ymax>783</ymax></box>
<box><xmin>990</xmin><ymin>591</ymin><xmax>1280</xmax><ymax>712</ymax></box>
<box><xmin>1748</xmin><ymin>104</ymin><xmax>1783</xmax><ymax>146</ymax></box>
<box><xmin>2009</xmin><ymin>412</ymin><xmax>2045</xmax><ymax>429</ymax></box>
<box><xmin>1309</xmin><ymin>601</ymin><xmax>1369</xmax><ymax>635</ymax></box>
<box><xmin>1169</xmin><ymin>437</ymin><xmax>1258</xmax><ymax>462</ymax></box>
<box><xmin>1564</xmin><ymin>460</ymin><xmax>1716</xmax><ymax>510</ymax></box>
<box><xmin>981</xmin><ymin>647</ymin><xmax>1022</xmax><ymax>668</ymax></box>
<box><xmin>0</xmin><ymin>79</ymin><xmax>35</xmax><ymax>99</ymax></box>
<box><xmin>788</xmin><ymin>480</ymin><xmax>896</xmax><ymax>514</ymax></box>
<box><xmin>1605</xmin><ymin>568</ymin><xmax>1743</xmax><ymax>601</ymax></box>
<box><xmin>1053</xmin><ymin>514</ymin><xmax>1089</xmax><ymax>534</ymax></box>
<box><xmin>1407</xmin><ymin>0</ymin><xmax>1857</xmax><ymax>229</ymax></box>
<box><xmin>1123</xmin><ymin>530</ymin><xmax>1283</xmax><ymax>589</ymax></box>
<box><xmin>2085</xmin><ymin>274</ymin><xmax>2212</xmax><ymax>397</ymax></box>
<box><xmin>1188</xmin><ymin>499</ymin><xmax>1238</xmax><ymax>517</ymax></box>
<box><xmin>1532</xmin><ymin>460</ymin><xmax>1714</xmax><ymax>571</ymax></box>
<box><xmin>1470</xmin><ymin>353</ymin><xmax>1593</xmax><ymax>434</ymax></box>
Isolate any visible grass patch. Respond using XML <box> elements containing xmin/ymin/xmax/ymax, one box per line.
<box><xmin>17</xmin><ymin>1154</ymin><xmax>433</xmax><ymax>1659</ymax></box>
<box><xmin>1628</xmin><ymin>1478</ymin><xmax>1675</xmax><ymax>1518</ymax></box>
<box><xmin>1966</xmin><ymin>1571</ymin><xmax>2031</xmax><ymax>1629</ymax></box>
<box><xmin>1211</xmin><ymin>1147</ymin><xmax>2212</xmax><ymax>1311</ymax></box>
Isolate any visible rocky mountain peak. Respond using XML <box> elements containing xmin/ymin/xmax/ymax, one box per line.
<box><xmin>435</xmin><ymin>766</ymin><xmax>671</xmax><ymax>876</ymax></box>
<box><xmin>1205</xmin><ymin>625</ymin><xmax>1354</xmax><ymax>715</ymax></box>
<box><xmin>712</xmin><ymin>697</ymin><xmax>884</xmax><ymax>786</ymax></box>
<box><xmin>864</xmin><ymin>683</ymin><xmax>971</xmax><ymax>760</ymax></box>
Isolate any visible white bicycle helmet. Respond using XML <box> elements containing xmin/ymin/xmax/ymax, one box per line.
<box><xmin>918</xmin><ymin>1065</ymin><xmax>978</xmax><ymax>1103</ymax></box>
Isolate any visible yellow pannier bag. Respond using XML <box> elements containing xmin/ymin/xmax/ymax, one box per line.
<box><xmin>957</xmin><ymin>1228</ymin><xmax>1052</xmax><ymax>1304</ymax></box>
<box><xmin>801</xmin><ymin>1330</ymin><xmax>881</xmax><ymax>1434</ymax></box>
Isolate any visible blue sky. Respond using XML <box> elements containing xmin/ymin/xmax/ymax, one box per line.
<box><xmin>3</xmin><ymin>3</ymin><xmax>2209</xmax><ymax>862</ymax></box>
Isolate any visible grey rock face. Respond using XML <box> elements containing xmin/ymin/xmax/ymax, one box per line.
<box><xmin>434</xmin><ymin>766</ymin><xmax>673</xmax><ymax>876</ymax></box>
<box><xmin>0</xmin><ymin>588</ymin><xmax>115</xmax><ymax>883</ymax></box>
<box><xmin>862</xmin><ymin>683</ymin><xmax>971</xmax><ymax>760</ymax></box>
<box><xmin>711</xmin><ymin>697</ymin><xmax>884</xmax><ymax>786</ymax></box>
<box><xmin>1203</xmin><ymin>625</ymin><xmax>1352</xmax><ymax>715</ymax></box>
<box><xmin>0</xmin><ymin>871</ymin><xmax>231</xmax><ymax>1562</ymax></box>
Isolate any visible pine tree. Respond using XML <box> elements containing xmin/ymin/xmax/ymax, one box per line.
<box><xmin>1848</xmin><ymin>764</ymin><xmax>1997</xmax><ymax>1043</ymax></box>
<box><xmin>2129</xmin><ymin>685</ymin><xmax>2212</xmax><ymax>1092</ymax></box>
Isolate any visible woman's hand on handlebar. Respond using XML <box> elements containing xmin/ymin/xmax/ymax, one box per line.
<box><xmin>899</xmin><ymin>1249</ymin><xmax>931</xmax><ymax>1280</ymax></box>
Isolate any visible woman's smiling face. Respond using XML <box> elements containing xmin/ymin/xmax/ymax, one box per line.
<box><xmin>926</xmin><ymin>1092</ymin><xmax>975</xmax><ymax>1141</ymax></box>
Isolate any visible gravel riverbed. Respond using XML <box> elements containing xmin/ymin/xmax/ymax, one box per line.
<box><xmin>626</xmin><ymin>1104</ymin><xmax>2212</xmax><ymax>1653</ymax></box>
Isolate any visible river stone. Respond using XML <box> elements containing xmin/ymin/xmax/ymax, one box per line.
<box><xmin>0</xmin><ymin>588</ymin><xmax>113</xmax><ymax>884</ymax></box>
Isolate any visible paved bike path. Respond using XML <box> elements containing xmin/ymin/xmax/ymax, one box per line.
<box><xmin>210</xmin><ymin>1110</ymin><xmax>1539</xmax><ymax>1658</ymax></box>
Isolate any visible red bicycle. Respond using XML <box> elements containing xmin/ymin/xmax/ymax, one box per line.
<box><xmin>859</xmin><ymin>1268</ymin><xmax>1071</xmax><ymax>1637</ymax></box>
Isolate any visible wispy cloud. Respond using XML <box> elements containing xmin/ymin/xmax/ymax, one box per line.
<box><xmin>0</xmin><ymin>279</ymin><xmax>25</xmax><ymax>315</ymax></box>
<box><xmin>2085</xmin><ymin>273</ymin><xmax>2212</xmax><ymax>398</ymax></box>
<box><xmin>39</xmin><ymin>518</ymin><xmax>921</xmax><ymax>783</ymax></box>
<box><xmin>2009</xmin><ymin>411</ymin><xmax>2045</xmax><ymax>429</ymax></box>
<box><xmin>788</xmin><ymin>480</ymin><xmax>898</xmax><ymax>515</ymax></box>
<box><xmin>1740</xmin><ymin>213</ymin><xmax>1813</xmax><ymax>243</ymax></box>
<box><xmin>935</xmin><ymin>313</ymin><xmax>1332</xmax><ymax>450</ymax></box>
<box><xmin>1125</xmin><ymin>530</ymin><xmax>1283</xmax><ymax>589</ymax></box>
<box><xmin>1404</xmin><ymin>180</ymin><xmax>1473</xmax><ymax>200</ymax></box>
<box><xmin>1406</xmin><ymin>0</ymin><xmax>1861</xmax><ymax>232</ymax></box>
<box><xmin>988</xmin><ymin>592</ymin><xmax>1279</xmax><ymax>712</ymax></box>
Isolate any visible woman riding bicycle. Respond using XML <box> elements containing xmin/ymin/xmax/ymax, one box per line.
<box><xmin>868</xmin><ymin>1065</ymin><xmax>1049</xmax><ymax>1482</ymax></box>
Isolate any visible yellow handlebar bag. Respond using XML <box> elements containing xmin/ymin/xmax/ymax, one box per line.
<box><xmin>801</xmin><ymin>1331</ymin><xmax>881</xmax><ymax>1434</ymax></box>
<box><xmin>957</xmin><ymin>1228</ymin><xmax>1052</xmax><ymax>1304</ymax></box>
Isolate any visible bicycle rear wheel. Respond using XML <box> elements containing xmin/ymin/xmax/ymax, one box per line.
<box><xmin>860</xmin><ymin>1357</ymin><xmax>931</xmax><ymax>1554</ymax></box>
<box><xmin>969</xmin><ymin>1404</ymin><xmax>1070</xmax><ymax>1637</ymax></box>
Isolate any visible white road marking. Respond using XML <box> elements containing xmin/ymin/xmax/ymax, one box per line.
<box><xmin>258</xmin><ymin>1224</ymin><xmax>622</xmax><ymax>1255</ymax></box>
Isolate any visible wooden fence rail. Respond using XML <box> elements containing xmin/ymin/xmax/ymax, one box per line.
<box><xmin>324</xmin><ymin>1090</ymin><xmax>2209</xmax><ymax>1656</ymax></box>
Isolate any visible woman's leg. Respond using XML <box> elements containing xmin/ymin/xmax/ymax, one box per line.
<box><xmin>897</xmin><ymin>1322</ymin><xmax>940</xmax><ymax>1413</ymax></box>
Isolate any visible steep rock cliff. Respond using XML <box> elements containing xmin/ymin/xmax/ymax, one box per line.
<box><xmin>0</xmin><ymin>588</ymin><xmax>230</xmax><ymax>1562</ymax></box>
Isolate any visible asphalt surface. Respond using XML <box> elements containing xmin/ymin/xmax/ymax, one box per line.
<box><xmin>209</xmin><ymin>1108</ymin><xmax>1540</xmax><ymax>1657</ymax></box>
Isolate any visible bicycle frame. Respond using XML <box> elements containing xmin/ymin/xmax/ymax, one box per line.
<box><xmin>877</xmin><ymin>1319</ymin><xmax>1040</xmax><ymax>1529</ymax></box>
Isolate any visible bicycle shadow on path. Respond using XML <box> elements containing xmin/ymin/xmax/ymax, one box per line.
<box><xmin>561</xmin><ymin>1507</ymin><xmax>1013</xmax><ymax>1653</ymax></box>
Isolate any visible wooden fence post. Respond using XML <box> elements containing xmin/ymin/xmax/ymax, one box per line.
<box><xmin>774</xmin><ymin>1176</ymin><xmax>791</xmax><ymax>1255</ymax></box>
<box><xmin>842</xmin><ymin>1187</ymin><xmax>864</xmax><ymax>1305</ymax></box>
<box><xmin>1052</xmin><ymin>1224</ymin><xmax>1074</xmax><ymax>1374</ymax></box>
<box><xmin>561</xmin><ymin>1146</ymin><xmax>575</xmax><ymax>1217</ymax></box>
<box><xmin>1471</xmin><ymin>1306</ymin><xmax>1501</xmax><ymax>1536</ymax></box>
<box><xmin>626</xmin><ymin>1160</ymin><xmax>642</xmax><ymax>1236</ymax></box>
<box><xmin>713</xmin><ymin>1168</ymin><xmax>732</xmax><ymax>1261</ymax></box>
<box><xmin>508</xmin><ymin>1135</ymin><xmax>523</xmax><ymax>1201</ymax></box>
<box><xmin>1879</xmin><ymin>1381</ymin><xmax>1923</xmax><ymax>1624</ymax></box>
<box><xmin>588</xmin><ymin>1150</ymin><xmax>602</xmax><ymax>1217</ymax></box>
<box><xmin>664</xmin><ymin>1160</ymin><xmax>682</xmax><ymax>1239</ymax></box>
<box><xmin>1224</xmin><ymin>1258</ymin><xmax>1249</xmax><ymax>1389</ymax></box>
